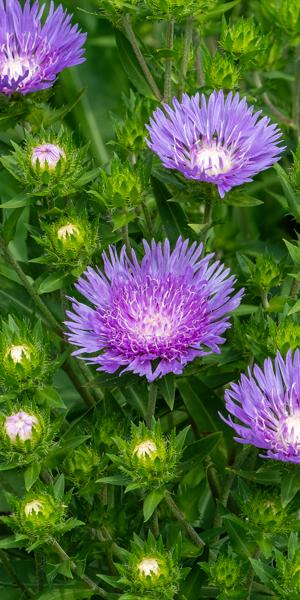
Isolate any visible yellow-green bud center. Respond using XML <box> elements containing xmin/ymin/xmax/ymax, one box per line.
<box><xmin>137</xmin><ymin>557</ymin><xmax>160</xmax><ymax>577</ymax></box>
<box><xmin>133</xmin><ymin>439</ymin><xmax>158</xmax><ymax>459</ymax></box>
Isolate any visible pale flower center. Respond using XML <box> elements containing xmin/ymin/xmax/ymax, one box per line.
<box><xmin>7</xmin><ymin>344</ymin><xmax>30</xmax><ymax>364</ymax></box>
<box><xmin>196</xmin><ymin>145</ymin><xmax>232</xmax><ymax>176</ymax></box>
<box><xmin>138</xmin><ymin>557</ymin><xmax>160</xmax><ymax>577</ymax></box>
<box><xmin>31</xmin><ymin>144</ymin><xmax>66</xmax><ymax>170</ymax></box>
<box><xmin>4</xmin><ymin>411</ymin><xmax>39</xmax><ymax>442</ymax></box>
<box><xmin>1</xmin><ymin>53</ymin><xmax>38</xmax><ymax>85</ymax></box>
<box><xmin>133</xmin><ymin>439</ymin><xmax>157</xmax><ymax>459</ymax></box>
<box><xmin>281</xmin><ymin>415</ymin><xmax>300</xmax><ymax>444</ymax></box>
<box><xmin>24</xmin><ymin>500</ymin><xmax>43</xmax><ymax>517</ymax></box>
<box><xmin>136</xmin><ymin>312</ymin><xmax>173</xmax><ymax>340</ymax></box>
<box><xmin>57</xmin><ymin>223</ymin><xmax>80</xmax><ymax>240</ymax></box>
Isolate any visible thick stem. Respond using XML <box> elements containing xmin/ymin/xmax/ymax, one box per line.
<box><xmin>164</xmin><ymin>490</ymin><xmax>205</xmax><ymax>548</ymax></box>
<box><xmin>179</xmin><ymin>16</ymin><xmax>194</xmax><ymax>94</ymax></box>
<box><xmin>0</xmin><ymin>549</ymin><xmax>32</xmax><ymax>597</ymax></box>
<box><xmin>164</xmin><ymin>20</ymin><xmax>175</xmax><ymax>103</ymax></box>
<box><xmin>261</xmin><ymin>290</ymin><xmax>269</xmax><ymax>310</ymax></box>
<box><xmin>63</xmin><ymin>358</ymin><xmax>96</xmax><ymax>408</ymax></box>
<box><xmin>122</xmin><ymin>15</ymin><xmax>162</xmax><ymax>101</ymax></box>
<box><xmin>294</xmin><ymin>45</ymin><xmax>300</xmax><ymax>137</ymax></box>
<box><xmin>195</xmin><ymin>34</ymin><xmax>205</xmax><ymax>87</ymax></box>
<box><xmin>51</xmin><ymin>539</ymin><xmax>108</xmax><ymax>598</ymax></box>
<box><xmin>202</xmin><ymin>195</ymin><xmax>215</xmax><ymax>246</ymax></box>
<box><xmin>146</xmin><ymin>382</ymin><xmax>157</xmax><ymax>427</ymax></box>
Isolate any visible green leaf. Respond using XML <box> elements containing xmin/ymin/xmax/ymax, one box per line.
<box><xmin>159</xmin><ymin>373</ymin><xmax>176</xmax><ymax>410</ymax></box>
<box><xmin>0</xmin><ymin>194</ymin><xmax>30</xmax><ymax>209</ymax></box>
<box><xmin>97</xmin><ymin>475</ymin><xmax>129</xmax><ymax>485</ymax></box>
<box><xmin>151</xmin><ymin>177</ymin><xmax>191</xmax><ymax>243</ymax></box>
<box><xmin>114</xmin><ymin>29</ymin><xmax>153</xmax><ymax>97</ymax></box>
<box><xmin>249</xmin><ymin>558</ymin><xmax>275</xmax><ymax>585</ymax></box>
<box><xmin>53</xmin><ymin>474</ymin><xmax>65</xmax><ymax>500</ymax></box>
<box><xmin>24</xmin><ymin>462</ymin><xmax>41</xmax><ymax>491</ymax></box>
<box><xmin>182</xmin><ymin>432</ymin><xmax>223</xmax><ymax>465</ymax></box>
<box><xmin>225</xmin><ymin>518</ymin><xmax>256</xmax><ymax>559</ymax></box>
<box><xmin>178</xmin><ymin>377</ymin><xmax>222</xmax><ymax>433</ymax></box>
<box><xmin>0</xmin><ymin>535</ymin><xmax>25</xmax><ymax>549</ymax></box>
<box><xmin>143</xmin><ymin>489</ymin><xmax>165</xmax><ymax>522</ymax></box>
<box><xmin>281</xmin><ymin>470</ymin><xmax>300</xmax><ymax>507</ymax></box>
<box><xmin>288</xmin><ymin>298</ymin><xmax>300</xmax><ymax>315</ymax></box>
<box><xmin>2</xmin><ymin>207</ymin><xmax>24</xmax><ymax>243</ymax></box>
<box><xmin>35</xmin><ymin>583</ymin><xmax>93</xmax><ymax>600</ymax></box>
<box><xmin>284</xmin><ymin>239</ymin><xmax>300</xmax><ymax>264</ymax></box>
<box><xmin>34</xmin><ymin>386</ymin><xmax>66</xmax><ymax>409</ymax></box>
<box><xmin>224</xmin><ymin>191</ymin><xmax>263</xmax><ymax>207</ymax></box>
<box><xmin>274</xmin><ymin>163</ymin><xmax>300</xmax><ymax>222</ymax></box>
<box><xmin>35</xmin><ymin>271</ymin><xmax>69</xmax><ymax>295</ymax></box>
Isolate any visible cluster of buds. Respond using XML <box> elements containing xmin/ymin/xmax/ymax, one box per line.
<box><xmin>261</xmin><ymin>0</ymin><xmax>300</xmax><ymax>44</ymax></box>
<box><xmin>203</xmin><ymin>51</ymin><xmax>240</xmax><ymax>90</ymax></box>
<box><xmin>100</xmin><ymin>155</ymin><xmax>143</xmax><ymax>209</ymax></box>
<box><xmin>268</xmin><ymin>317</ymin><xmax>300</xmax><ymax>356</ymax></box>
<box><xmin>117</xmin><ymin>533</ymin><xmax>185</xmax><ymax>599</ymax></box>
<box><xmin>251</xmin><ymin>533</ymin><xmax>300</xmax><ymax>597</ymax></box>
<box><xmin>201</xmin><ymin>554</ymin><xmax>242</xmax><ymax>593</ymax></box>
<box><xmin>8</xmin><ymin>128</ymin><xmax>88</xmax><ymax>197</ymax></box>
<box><xmin>0</xmin><ymin>316</ymin><xmax>52</xmax><ymax>391</ymax></box>
<box><xmin>239</xmin><ymin>254</ymin><xmax>282</xmax><ymax>295</ymax></box>
<box><xmin>220</xmin><ymin>17</ymin><xmax>269</xmax><ymax>68</ymax></box>
<box><xmin>112</xmin><ymin>91</ymin><xmax>152</xmax><ymax>154</ymax></box>
<box><xmin>36</xmin><ymin>209</ymin><xmax>99</xmax><ymax>273</ymax></box>
<box><xmin>111</xmin><ymin>421</ymin><xmax>184</xmax><ymax>489</ymax></box>
<box><xmin>63</xmin><ymin>445</ymin><xmax>102</xmax><ymax>486</ymax></box>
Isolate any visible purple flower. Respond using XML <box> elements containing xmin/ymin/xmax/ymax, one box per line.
<box><xmin>31</xmin><ymin>143</ymin><xmax>66</xmax><ymax>170</ymax></box>
<box><xmin>4</xmin><ymin>411</ymin><xmax>39</xmax><ymax>442</ymax></box>
<box><xmin>65</xmin><ymin>238</ymin><xmax>243</xmax><ymax>381</ymax></box>
<box><xmin>0</xmin><ymin>0</ymin><xmax>86</xmax><ymax>96</ymax></box>
<box><xmin>222</xmin><ymin>350</ymin><xmax>300</xmax><ymax>463</ymax></box>
<box><xmin>146</xmin><ymin>91</ymin><xmax>284</xmax><ymax>197</ymax></box>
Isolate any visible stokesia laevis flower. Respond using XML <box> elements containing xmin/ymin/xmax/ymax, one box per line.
<box><xmin>146</xmin><ymin>90</ymin><xmax>284</xmax><ymax>197</ymax></box>
<box><xmin>65</xmin><ymin>237</ymin><xmax>243</xmax><ymax>381</ymax></box>
<box><xmin>0</xmin><ymin>0</ymin><xmax>86</xmax><ymax>96</ymax></box>
<box><xmin>221</xmin><ymin>350</ymin><xmax>300</xmax><ymax>463</ymax></box>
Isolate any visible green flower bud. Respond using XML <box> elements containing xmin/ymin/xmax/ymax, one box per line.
<box><xmin>249</xmin><ymin>255</ymin><xmax>282</xmax><ymax>292</ymax></box>
<box><xmin>144</xmin><ymin>0</ymin><xmax>216</xmax><ymax>21</ymax></box>
<box><xmin>220</xmin><ymin>17</ymin><xmax>268</xmax><ymax>66</ymax></box>
<box><xmin>112</xmin><ymin>421</ymin><xmax>182</xmax><ymax>488</ymax></box>
<box><xmin>7</xmin><ymin>128</ymin><xmax>88</xmax><ymax>197</ymax></box>
<box><xmin>0</xmin><ymin>317</ymin><xmax>52</xmax><ymax>391</ymax></box>
<box><xmin>241</xmin><ymin>489</ymin><xmax>291</xmax><ymax>533</ymax></box>
<box><xmin>63</xmin><ymin>446</ymin><xmax>101</xmax><ymax>484</ymax></box>
<box><xmin>262</xmin><ymin>0</ymin><xmax>300</xmax><ymax>43</ymax></box>
<box><xmin>37</xmin><ymin>209</ymin><xmax>98</xmax><ymax>272</ymax></box>
<box><xmin>19</xmin><ymin>492</ymin><xmax>66</xmax><ymax>534</ymax></box>
<box><xmin>100</xmin><ymin>156</ymin><xmax>143</xmax><ymax>209</ymax></box>
<box><xmin>2</xmin><ymin>409</ymin><xmax>42</xmax><ymax>452</ymax></box>
<box><xmin>203</xmin><ymin>52</ymin><xmax>240</xmax><ymax>90</ymax></box>
<box><xmin>201</xmin><ymin>555</ymin><xmax>242</xmax><ymax>591</ymax></box>
<box><xmin>117</xmin><ymin>533</ymin><xmax>183</xmax><ymax>599</ymax></box>
<box><xmin>268</xmin><ymin>318</ymin><xmax>300</xmax><ymax>356</ymax></box>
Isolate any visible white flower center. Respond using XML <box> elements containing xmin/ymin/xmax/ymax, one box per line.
<box><xmin>138</xmin><ymin>557</ymin><xmax>160</xmax><ymax>577</ymax></box>
<box><xmin>57</xmin><ymin>223</ymin><xmax>80</xmax><ymax>240</ymax></box>
<box><xmin>0</xmin><ymin>52</ymin><xmax>38</xmax><ymax>86</ymax></box>
<box><xmin>133</xmin><ymin>439</ymin><xmax>157</xmax><ymax>459</ymax></box>
<box><xmin>7</xmin><ymin>344</ymin><xmax>30</xmax><ymax>364</ymax></box>
<box><xmin>196</xmin><ymin>145</ymin><xmax>232</xmax><ymax>176</ymax></box>
<box><xmin>281</xmin><ymin>415</ymin><xmax>300</xmax><ymax>445</ymax></box>
<box><xmin>24</xmin><ymin>500</ymin><xmax>43</xmax><ymax>517</ymax></box>
<box><xmin>136</xmin><ymin>312</ymin><xmax>173</xmax><ymax>340</ymax></box>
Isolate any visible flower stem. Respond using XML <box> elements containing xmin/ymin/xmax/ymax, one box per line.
<box><xmin>146</xmin><ymin>382</ymin><xmax>158</xmax><ymax>427</ymax></box>
<box><xmin>179</xmin><ymin>16</ymin><xmax>193</xmax><ymax>94</ymax></box>
<box><xmin>260</xmin><ymin>290</ymin><xmax>269</xmax><ymax>310</ymax></box>
<box><xmin>141</xmin><ymin>200</ymin><xmax>153</xmax><ymax>236</ymax></box>
<box><xmin>164</xmin><ymin>19</ymin><xmax>175</xmax><ymax>103</ymax></box>
<box><xmin>254</xmin><ymin>72</ymin><xmax>295</xmax><ymax>128</ymax></box>
<box><xmin>294</xmin><ymin>45</ymin><xmax>300</xmax><ymax>137</ymax></box>
<box><xmin>122</xmin><ymin>15</ymin><xmax>162</xmax><ymax>101</ymax></box>
<box><xmin>50</xmin><ymin>539</ymin><xmax>108</xmax><ymax>598</ymax></box>
<box><xmin>202</xmin><ymin>194</ymin><xmax>215</xmax><ymax>246</ymax></box>
<box><xmin>0</xmin><ymin>235</ymin><xmax>97</xmax><ymax>407</ymax></box>
<box><xmin>164</xmin><ymin>490</ymin><xmax>205</xmax><ymax>548</ymax></box>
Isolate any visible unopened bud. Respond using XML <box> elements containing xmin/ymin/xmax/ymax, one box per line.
<box><xmin>137</xmin><ymin>557</ymin><xmax>160</xmax><ymax>577</ymax></box>
<box><xmin>133</xmin><ymin>439</ymin><xmax>158</xmax><ymax>460</ymax></box>
<box><xmin>31</xmin><ymin>143</ymin><xmax>66</xmax><ymax>170</ymax></box>
<box><xmin>4</xmin><ymin>411</ymin><xmax>39</xmax><ymax>443</ymax></box>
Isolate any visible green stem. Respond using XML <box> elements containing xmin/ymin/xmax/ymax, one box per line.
<box><xmin>122</xmin><ymin>223</ymin><xmax>131</xmax><ymax>254</ymax></box>
<box><xmin>141</xmin><ymin>200</ymin><xmax>153</xmax><ymax>236</ymax></box>
<box><xmin>164</xmin><ymin>19</ymin><xmax>174</xmax><ymax>103</ymax></box>
<box><xmin>0</xmin><ymin>236</ymin><xmax>97</xmax><ymax>407</ymax></box>
<box><xmin>146</xmin><ymin>382</ymin><xmax>158</xmax><ymax>427</ymax></box>
<box><xmin>290</xmin><ymin>277</ymin><xmax>300</xmax><ymax>300</ymax></box>
<box><xmin>294</xmin><ymin>45</ymin><xmax>300</xmax><ymax>137</ymax></box>
<box><xmin>261</xmin><ymin>290</ymin><xmax>269</xmax><ymax>310</ymax></box>
<box><xmin>179</xmin><ymin>16</ymin><xmax>193</xmax><ymax>94</ymax></box>
<box><xmin>202</xmin><ymin>194</ymin><xmax>215</xmax><ymax>246</ymax></box>
<box><xmin>0</xmin><ymin>549</ymin><xmax>32</xmax><ymax>597</ymax></box>
<box><xmin>254</xmin><ymin>72</ymin><xmax>295</xmax><ymax>128</ymax></box>
<box><xmin>164</xmin><ymin>490</ymin><xmax>205</xmax><ymax>548</ymax></box>
<box><xmin>50</xmin><ymin>539</ymin><xmax>108</xmax><ymax>598</ymax></box>
<box><xmin>195</xmin><ymin>32</ymin><xmax>205</xmax><ymax>87</ymax></box>
<box><xmin>122</xmin><ymin>15</ymin><xmax>162</xmax><ymax>101</ymax></box>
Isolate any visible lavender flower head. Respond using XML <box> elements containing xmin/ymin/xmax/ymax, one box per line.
<box><xmin>4</xmin><ymin>411</ymin><xmax>39</xmax><ymax>442</ymax></box>
<box><xmin>146</xmin><ymin>91</ymin><xmax>284</xmax><ymax>197</ymax></box>
<box><xmin>222</xmin><ymin>350</ymin><xmax>300</xmax><ymax>463</ymax></box>
<box><xmin>31</xmin><ymin>143</ymin><xmax>66</xmax><ymax>170</ymax></box>
<box><xmin>0</xmin><ymin>0</ymin><xmax>86</xmax><ymax>96</ymax></box>
<box><xmin>65</xmin><ymin>238</ymin><xmax>243</xmax><ymax>381</ymax></box>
